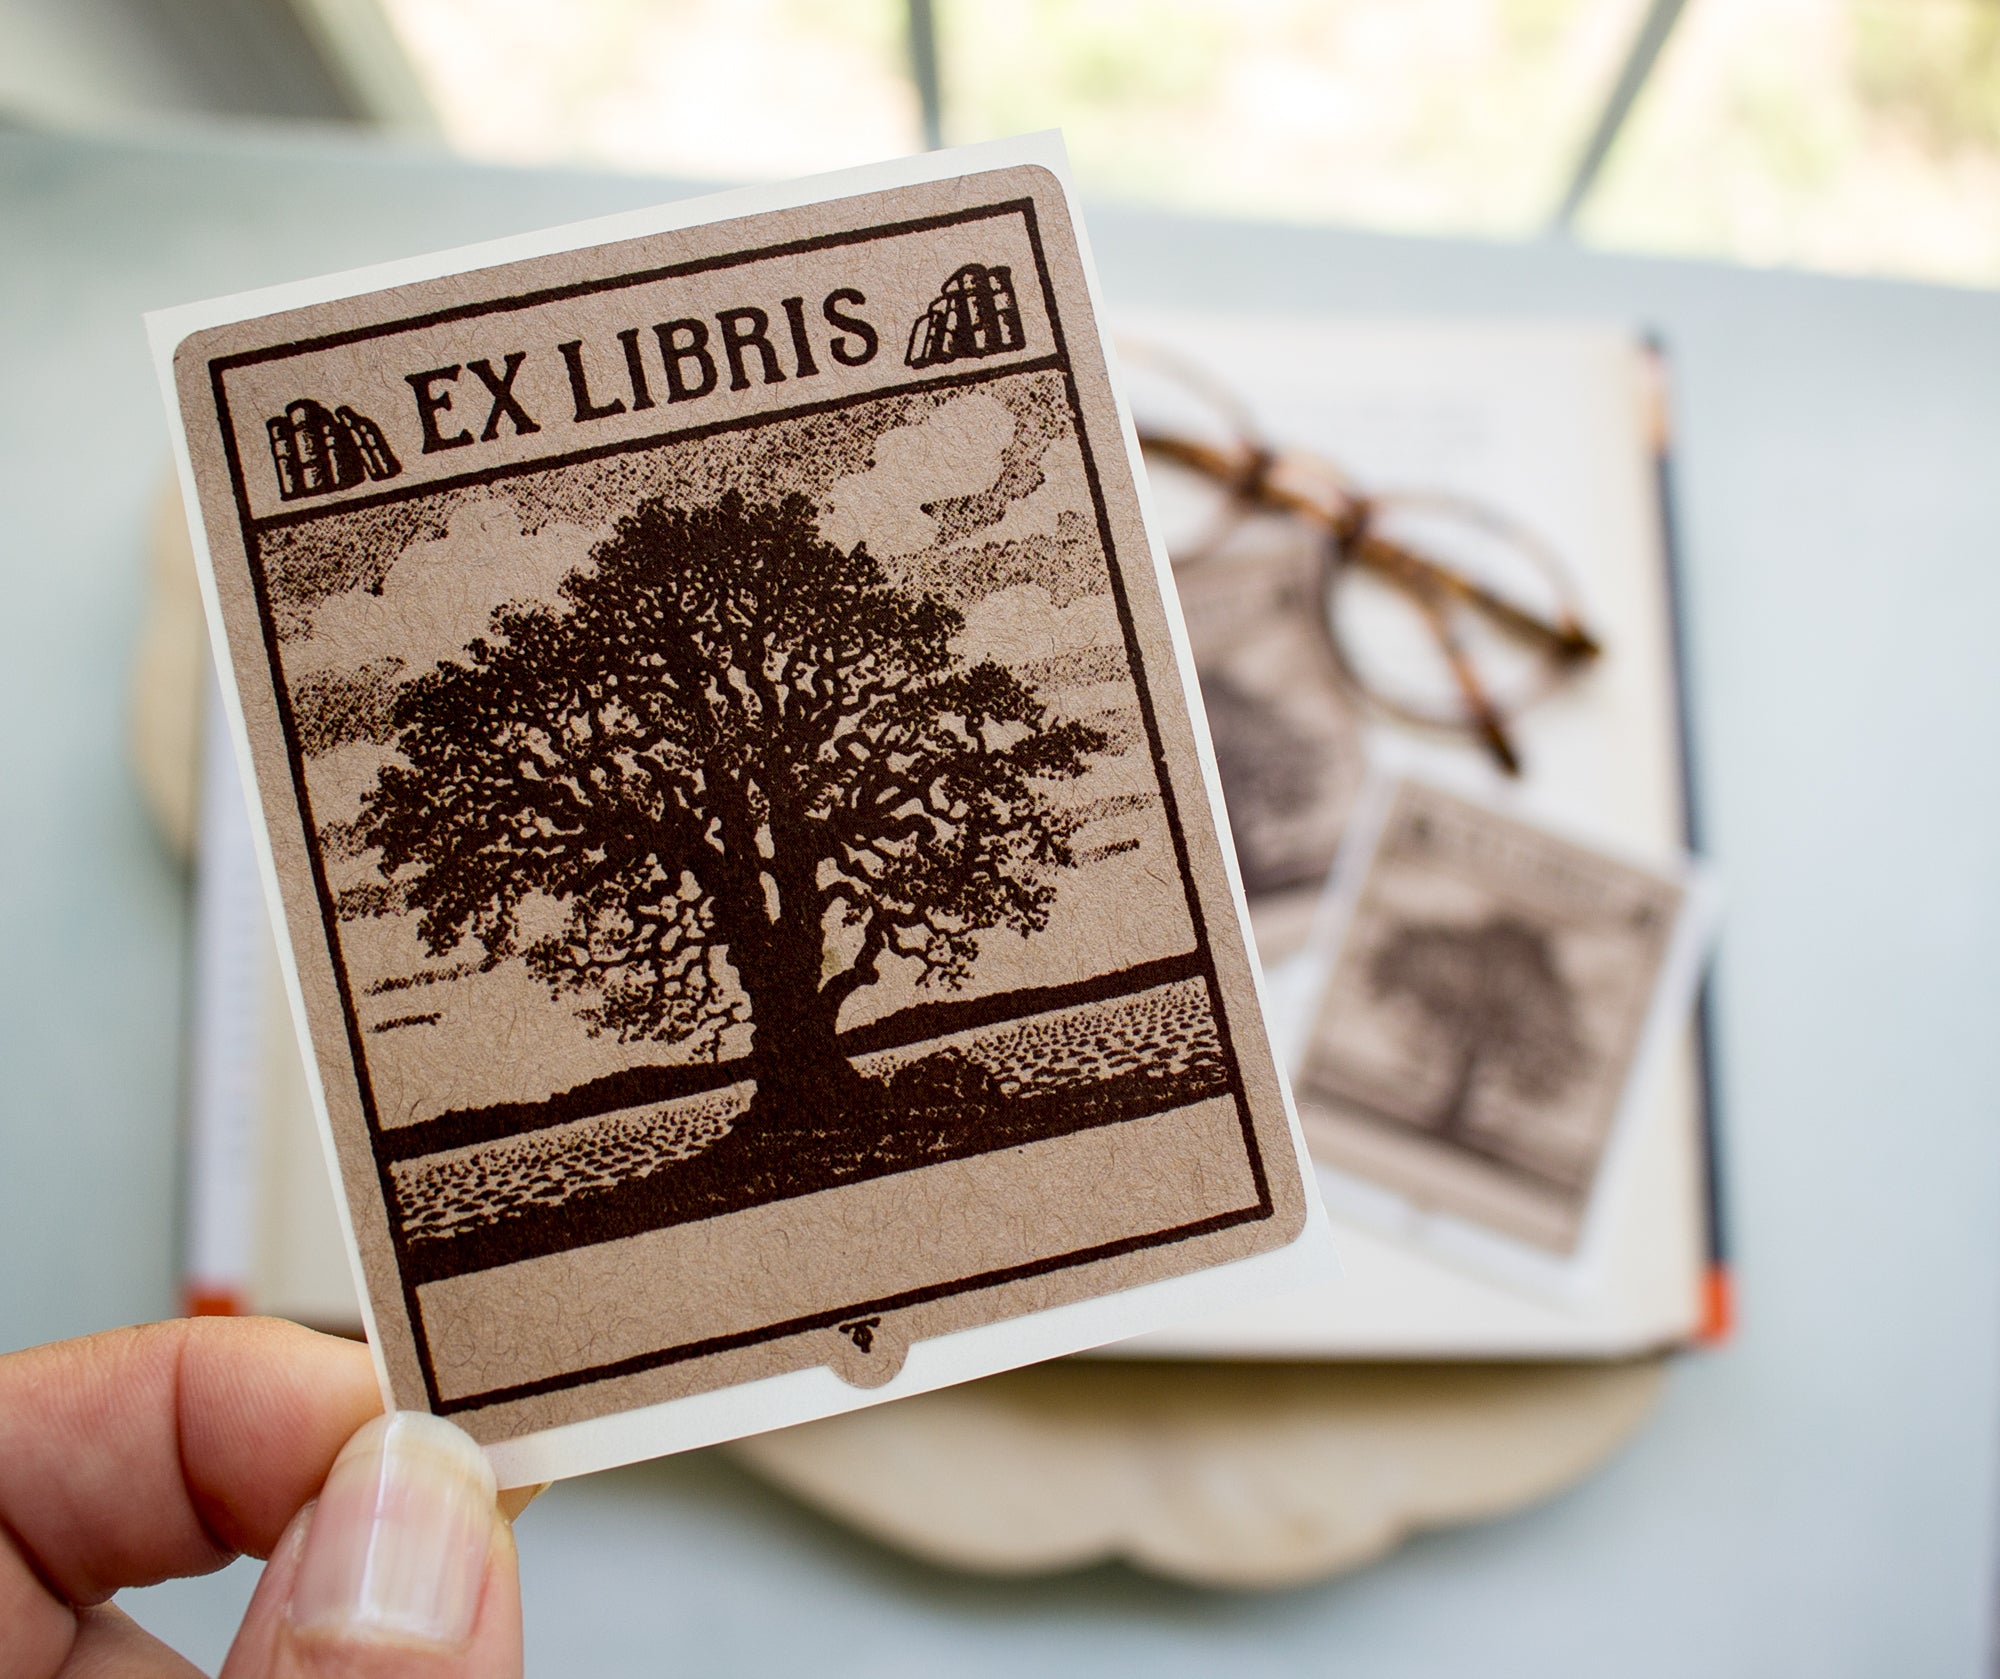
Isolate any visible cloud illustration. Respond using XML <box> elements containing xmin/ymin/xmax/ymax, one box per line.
<box><xmin>289</xmin><ymin>495</ymin><xmax>597</xmax><ymax>679</ymax></box>
<box><xmin>819</xmin><ymin>392</ymin><xmax>1016</xmax><ymax>557</ymax></box>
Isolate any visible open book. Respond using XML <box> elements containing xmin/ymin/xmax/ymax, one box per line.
<box><xmin>183</xmin><ymin>315</ymin><xmax>1722</xmax><ymax>1358</ymax></box>
<box><xmin>1118</xmin><ymin>314</ymin><xmax>1722</xmax><ymax>1357</ymax></box>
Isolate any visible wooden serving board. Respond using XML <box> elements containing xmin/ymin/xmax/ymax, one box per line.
<box><xmin>727</xmin><ymin>1358</ymin><xmax>1663</xmax><ymax>1587</ymax></box>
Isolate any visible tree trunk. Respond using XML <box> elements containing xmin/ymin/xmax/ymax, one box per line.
<box><xmin>740</xmin><ymin>912</ymin><xmax>865</xmax><ymax>1126</ymax></box>
<box><xmin>748</xmin><ymin>1012</ymin><xmax>865</xmax><ymax>1124</ymax></box>
<box><xmin>731</xmin><ymin>797</ymin><xmax>870</xmax><ymax>1125</ymax></box>
<box><xmin>1432</xmin><ymin>1045</ymin><xmax>1482</xmax><ymax>1143</ymax></box>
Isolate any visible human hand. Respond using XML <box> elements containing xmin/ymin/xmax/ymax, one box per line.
<box><xmin>0</xmin><ymin>1316</ymin><xmax>523</xmax><ymax>1677</ymax></box>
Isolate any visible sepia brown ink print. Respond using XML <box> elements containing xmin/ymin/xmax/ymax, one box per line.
<box><xmin>1297</xmin><ymin>779</ymin><xmax>1686</xmax><ymax>1257</ymax></box>
<box><xmin>164</xmin><ymin>160</ymin><xmax>1310</xmax><ymax>1462</ymax></box>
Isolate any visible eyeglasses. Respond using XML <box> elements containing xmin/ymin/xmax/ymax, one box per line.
<box><xmin>1125</xmin><ymin>347</ymin><xmax>1602</xmax><ymax>776</ymax></box>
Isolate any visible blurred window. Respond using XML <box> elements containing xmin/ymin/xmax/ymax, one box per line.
<box><xmin>1580</xmin><ymin>0</ymin><xmax>2000</xmax><ymax>288</ymax></box>
<box><xmin>929</xmin><ymin>0</ymin><xmax>1648</xmax><ymax>237</ymax></box>
<box><xmin>378</xmin><ymin>0</ymin><xmax>918</xmax><ymax>179</ymax></box>
<box><xmin>376</xmin><ymin>0</ymin><xmax>2000</xmax><ymax>287</ymax></box>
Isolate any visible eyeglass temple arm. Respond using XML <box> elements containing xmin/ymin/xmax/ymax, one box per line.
<box><xmin>1409</xmin><ymin>588</ymin><xmax>1524</xmax><ymax>778</ymax></box>
<box><xmin>1137</xmin><ymin>429</ymin><xmax>1601</xmax><ymax>662</ymax></box>
<box><xmin>1349</xmin><ymin>533</ymin><xmax>1601</xmax><ymax>663</ymax></box>
<box><xmin>1136</xmin><ymin>429</ymin><xmax>1268</xmax><ymax>498</ymax></box>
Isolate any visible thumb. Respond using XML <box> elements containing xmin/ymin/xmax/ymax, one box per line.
<box><xmin>221</xmin><ymin>1412</ymin><xmax>522</xmax><ymax>1679</ymax></box>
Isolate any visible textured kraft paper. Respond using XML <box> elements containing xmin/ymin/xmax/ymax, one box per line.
<box><xmin>151</xmin><ymin>137</ymin><xmax>1330</xmax><ymax>1484</ymax></box>
<box><xmin>1296</xmin><ymin>773</ymin><xmax>1708</xmax><ymax>1291</ymax></box>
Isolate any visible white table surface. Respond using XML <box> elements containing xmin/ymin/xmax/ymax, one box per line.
<box><xmin>3</xmin><ymin>124</ymin><xmax>1996</xmax><ymax>1677</ymax></box>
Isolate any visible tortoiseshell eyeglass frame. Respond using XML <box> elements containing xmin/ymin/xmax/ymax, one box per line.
<box><xmin>1128</xmin><ymin>354</ymin><xmax>1603</xmax><ymax>777</ymax></box>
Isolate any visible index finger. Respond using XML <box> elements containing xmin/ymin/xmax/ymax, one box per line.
<box><xmin>0</xmin><ymin>1316</ymin><xmax>380</xmax><ymax>1608</ymax></box>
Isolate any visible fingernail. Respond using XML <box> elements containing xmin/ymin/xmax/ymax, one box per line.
<box><xmin>288</xmin><ymin>1411</ymin><xmax>498</xmax><ymax>1649</ymax></box>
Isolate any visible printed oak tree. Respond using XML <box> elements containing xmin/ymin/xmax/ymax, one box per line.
<box><xmin>360</xmin><ymin>489</ymin><xmax>1106</xmax><ymax>1120</ymax></box>
<box><xmin>1196</xmin><ymin>668</ymin><xmax>1326</xmax><ymax>897</ymax></box>
<box><xmin>1368</xmin><ymin>913</ymin><xmax>1588</xmax><ymax>1144</ymax></box>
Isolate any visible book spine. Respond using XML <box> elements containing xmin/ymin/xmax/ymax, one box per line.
<box><xmin>1641</xmin><ymin>335</ymin><xmax>1733</xmax><ymax>1345</ymax></box>
<box><xmin>180</xmin><ymin>677</ymin><xmax>263</xmax><ymax>1318</ymax></box>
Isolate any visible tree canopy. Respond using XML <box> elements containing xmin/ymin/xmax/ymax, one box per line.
<box><xmin>1369</xmin><ymin>913</ymin><xmax>1588</xmax><ymax>1140</ymax></box>
<box><xmin>359</xmin><ymin>489</ymin><xmax>1107</xmax><ymax>1113</ymax></box>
